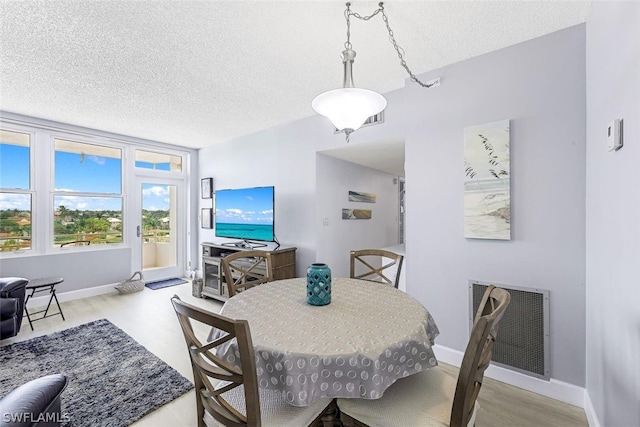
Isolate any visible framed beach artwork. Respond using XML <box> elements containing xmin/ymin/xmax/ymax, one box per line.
<box><xmin>201</xmin><ymin>208</ymin><xmax>213</xmax><ymax>229</ymax></box>
<box><xmin>201</xmin><ymin>178</ymin><xmax>213</xmax><ymax>199</ymax></box>
<box><xmin>348</xmin><ymin>191</ymin><xmax>377</xmax><ymax>203</ymax></box>
<box><xmin>342</xmin><ymin>209</ymin><xmax>372</xmax><ymax>220</ymax></box>
<box><xmin>463</xmin><ymin>119</ymin><xmax>511</xmax><ymax>240</ymax></box>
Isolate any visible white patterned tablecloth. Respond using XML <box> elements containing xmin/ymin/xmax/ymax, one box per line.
<box><xmin>210</xmin><ymin>277</ymin><xmax>439</xmax><ymax>407</ymax></box>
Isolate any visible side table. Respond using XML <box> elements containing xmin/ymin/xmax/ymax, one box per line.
<box><xmin>24</xmin><ymin>277</ymin><xmax>66</xmax><ymax>330</ymax></box>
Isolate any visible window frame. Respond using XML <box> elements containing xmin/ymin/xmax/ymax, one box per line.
<box><xmin>47</xmin><ymin>132</ymin><xmax>126</xmax><ymax>252</ymax></box>
<box><xmin>51</xmin><ymin>134</ymin><xmax>125</xmax><ymax>250</ymax></box>
<box><xmin>0</xmin><ymin>117</ymin><xmax>190</xmax><ymax>259</ymax></box>
<box><xmin>0</xmin><ymin>124</ymin><xmax>36</xmax><ymax>254</ymax></box>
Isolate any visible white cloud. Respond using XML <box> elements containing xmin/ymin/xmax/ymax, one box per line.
<box><xmin>142</xmin><ymin>186</ymin><xmax>169</xmax><ymax>197</ymax></box>
<box><xmin>0</xmin><ymin>193</ymin><xmax>30</xmax><ymax>210</ymax></box>
<box><xmin>88</xmin><ymin>155</ymin><xmax>106</xmax><ymax>165</ymax></box>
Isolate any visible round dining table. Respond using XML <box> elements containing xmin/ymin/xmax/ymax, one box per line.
<box><xmin>211</xmin><ymin>277</ymin><xmax>440</xmax><ymax>407</ymax></box>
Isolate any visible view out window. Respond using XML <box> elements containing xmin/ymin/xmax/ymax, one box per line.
<box><xmin>0</xmin><ymin>129</ymin><xmax>32</xmax><ymax>251</ymax></box>
<box><xmin>135</xmin><ymin>149</ymin><xmax>182</xmax><ymax>172</ymax></box>
<box><xmin>53</xmin><ymin>139</ymin><xmax>123</xmax><ymax>247</ymax></box>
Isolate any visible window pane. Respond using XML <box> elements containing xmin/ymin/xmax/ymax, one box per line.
<box><xmin>0</xmin><ymin>130</ymin><xmax>30</xmax><ymax>190</ymax></box>
<box><xmin>135</xmin><ymin>150</ymin><xmax>182</xmax><ymax>172</ymax></box>
<box><xmin>54</xmin><ymin>196</ymin><xmax>122</xmax><ymax>247</ymax></box>
<box><xmin>0</xmin><ymin>193</ymin><xmax>31</xmax><ymax>251</ymax></box>
<box><xmin>54</xmin><ymin>139</ymin><xmax>122</xmax><ymax>194</ymax></box>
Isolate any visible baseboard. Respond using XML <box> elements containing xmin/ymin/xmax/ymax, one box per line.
<box><xmin>433</xmin><ymin>344</ymin><xmax>586</xmax><ymax>408</ymax></box>
<box><xmin>27</xmin><ymin>282</ymin><xmax>118</xmax><ymax>308</ymax></box>
<box><xmin>584</xmin><ymin>391</ymin><xmax>601</xmax><ymax>427</ymax></box>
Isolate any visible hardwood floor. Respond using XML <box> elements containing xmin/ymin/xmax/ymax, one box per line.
<box><xmin>2</xmin><ymin>283</ymin><xmax>588</xmax><ymax>426</ymax></box>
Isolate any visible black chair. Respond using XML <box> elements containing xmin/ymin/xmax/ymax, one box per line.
<box><xmin>0</xmin><ymin>374</ymin><xmax>68</xmax><ymax>427</ymax></box>
<box><xmin>0</xmin><ymin>277</ymin><xmax>29</xmax><ymax>340</ymax></box>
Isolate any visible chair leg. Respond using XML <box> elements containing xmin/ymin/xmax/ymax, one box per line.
<box><xmin>24</xmin><ymin>289</ymin><xmax>35</xmax><ymax>331</ymax></box>
<box><xmin>51</xmin><ymin>289</ymin><xmax>65</xmax><ymax>320</ymax></box>
<box><xmin>192</xmin><ymin>369</ymin><xmax>206</xmax><ymax>427</ymax></box>
<box><xmin>320</xmin><ymin>400</ymin><xmax>339</xmax><ymax>427</ymax></box>
<box><xmin>340</xmin><ymin>412</ymin><xmax>365</xmax><ymax>427</ymax></box>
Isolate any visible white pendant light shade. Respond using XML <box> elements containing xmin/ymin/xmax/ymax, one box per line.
<box><xmin>314</xmin><ymin>3</ymin><xmax>435</xmax><ymax>139</ymax></box>
<box><xmin>312</xmin><ymin>88</ymin><xmax>387</xmax><ymax>133</ymax></box>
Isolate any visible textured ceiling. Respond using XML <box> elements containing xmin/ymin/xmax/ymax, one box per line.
<box><xmin>0</xmin><ymin>1</ymin><xmax>590</xmax><ymax>149</ymax></box>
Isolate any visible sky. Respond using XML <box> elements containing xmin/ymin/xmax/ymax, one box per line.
<box><xmin>215</xmin><ymin>186</ymin><xmax>274</xmax><ymax>224</ymax></box>
<box><xmin>0</xmin><ymin>143</ymin><xmax>170</xmax><ymax>211</ymax></box>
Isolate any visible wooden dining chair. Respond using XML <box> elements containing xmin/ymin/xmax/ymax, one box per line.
<box><xmin>349</xmin><ymin>249</ymin><xmax>404</xmax><ymax>288</ymax></box>
<box><xmin>171</xmin><ymin>295</ymin><xmax>337</xmax><ymax>427</ymax></box>
<box><xmin>220</xmin><ymin>250</ymin><xmax>273</xmax><ymax>297</ymax></box>
<box><xmin>337</xmin><ymin>285</ymin><xmax>511</xmax><ymax>427</ymax></box>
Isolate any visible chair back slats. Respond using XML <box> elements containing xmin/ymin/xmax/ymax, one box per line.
<box><xmin>190</xmin><ymin>348</ymin><xmax>244</xmax><ymax>383</ymax></box>
<box><xmin>450</xmin><ymin>285</ymin><xmax>511</xmax><ymax>427</ymax></box>
<box><xmin>171</xmin><ymin>295</ymin><xmax>261</xmax><ymax>427</ymax></box>
<box><xmin>350</xmin><ymin>249</ymin><xmax>404</xmax><ymax>289</ymax></box>
<box><xmin>202</xmin><ymin>391</ymin><xmax>247</xmax><ymax>427</ymax></box>
<box><xmin>221</xmin><ymin>251</ymin><xmax>273</xmax><ymax>297</ymax></box>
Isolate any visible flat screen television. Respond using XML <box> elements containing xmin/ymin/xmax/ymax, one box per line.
<box><xmin>215</xmin><ymin>186</ymin><xmax>275</xmax><ymax>243</ymax></box>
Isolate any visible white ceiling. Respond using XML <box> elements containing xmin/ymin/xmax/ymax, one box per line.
<box><xmin>1</xmin><ymin>0</ymin><xmax>590</xmax><ymax>157</ymax></box>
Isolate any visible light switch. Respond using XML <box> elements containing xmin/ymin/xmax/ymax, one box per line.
<box><xmin>607</xmin><ymin>119</ymin><xmax>622</xmax><ymax>151</ymax></box>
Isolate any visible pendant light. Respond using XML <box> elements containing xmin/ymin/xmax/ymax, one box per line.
<box><xmin>312</xmin><ymin>2</ymin><xmax>439</xmax><ymax>141</ymax></box>
<box><xmin>311</xmin><ymin>49</ymin><xmax>387</xmax><ymax>138</ymax></box>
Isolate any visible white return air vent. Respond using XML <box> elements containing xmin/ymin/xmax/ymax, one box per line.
<box><xmin>469</xmin><ymin>280</ymin><xmax>550</xmax><ymax>380</ymax></box>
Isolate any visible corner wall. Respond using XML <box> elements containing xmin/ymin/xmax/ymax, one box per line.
<box><xmin>404</xmin><ymin>25</ymin><xmax>587</xmax><ymax>387</ymax></box>
<box><xmin>315</xmin><ymin>154</ymin><xmax>400</xmax><ymax>277</ymax></box>
<box><xmin>585</xmin><ymin>2</ymin><xmax>640</xmax><ymax>425</ymax></box>
<box><xmin>198</xmin><ymin>118</ymin><xmax>324</xmax><ymax>276</ymax></box>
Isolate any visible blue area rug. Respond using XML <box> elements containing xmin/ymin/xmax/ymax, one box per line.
<box><xmin>0</xmin><ymin>319</ymin><xmax>193</xmax><ymax>427</ymax></box>
<box><xmin>145</xmin><ymin>277</ymin><xmax>188</xmax><ymax>290</ymax></box>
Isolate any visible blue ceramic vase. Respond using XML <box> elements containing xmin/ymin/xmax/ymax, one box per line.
<box><xmin>306</xmin><ymin>263</ymin><xmax>332</xmax><ymax>306</ymax></box>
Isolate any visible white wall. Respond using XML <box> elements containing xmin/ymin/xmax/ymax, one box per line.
<box><xmin>315</xmin><ymin>154</ymin><xmax>400</xmax><ymax>277</ymax></box>
<box><xmin>404</xmin><ymin>25</ymin><xmax>587</xmax><ymax>387</ymax></box>
<box><xmin>0</xmin><ymin>248</ymin><xmax>132</xmax><ymax>293</ymax></box>
<box><xmin>199</xmin><ymin>119</ymin><xmax>323</xmax><ymax>276</ymax></box>
<box><xmin>585</xmin><ymin>2</ymin><xmax>640</xmax><ymax>425</ymax></box>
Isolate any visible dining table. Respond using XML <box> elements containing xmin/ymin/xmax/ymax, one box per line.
<box><xmin>209</xmin><ymin>276</ymin><xmax>440</xmax><ymax>407</ymax></box>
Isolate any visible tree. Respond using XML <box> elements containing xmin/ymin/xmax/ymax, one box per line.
<box><xmin>0</xmin><ymin>219</ymin><xmax>20</xmax><ymax>234</ymax></box>
<box><xmin>83</xmin><ymin>218</ymin><xmax>110</xmax><ymax>233</ymax></box>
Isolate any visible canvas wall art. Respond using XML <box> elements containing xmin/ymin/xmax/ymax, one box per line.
<box><xmin>348</xmin><ymin>191</ymin><xmax>377</xmax><ymax>203</ymax></box>
<box><xmin>201</xmin><ymin>208</ymin><xmax>213</xmax><ymax>229</ymax></box>
<box><xmin>342</xmin><ymin>209</ymin><xmax>372</xmax><ymax>220</ymax></box>
<box><xmin>464</xmin><ymin>119</ymin><xmax>511</xmax><ymax>240</ymax></box>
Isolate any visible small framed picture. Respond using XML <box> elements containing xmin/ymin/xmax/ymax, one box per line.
<box><xmin>201</xmin><ymin>178</ymin><xmax>213</xmax><ymax>199</ymax></box>
<box><xmin>201</xmin><ymin>208</ymin><xmax>213</xmax><ymax>229</ymax></box>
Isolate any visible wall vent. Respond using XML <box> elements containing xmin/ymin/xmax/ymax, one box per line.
<box><xmin>334</xmin><ymin>111</ymin><xmax>384</xmax><ymax>134</ymax></box>
<box><xmin>469</xmin><ymin>280</ymin><xmax>550</xmax><ymax>380</ymax></box>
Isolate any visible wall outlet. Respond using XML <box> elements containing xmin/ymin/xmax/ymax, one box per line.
<box><xmin>323</xmin><ymin>217</ymin><xmax>329</xmax><ymax>226</ymax></box>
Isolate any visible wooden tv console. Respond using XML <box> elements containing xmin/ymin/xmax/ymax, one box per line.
<box><xmin>201</xmin><ymin>242</ymin><xmax>296</xmax><ymax>302</ymax></box>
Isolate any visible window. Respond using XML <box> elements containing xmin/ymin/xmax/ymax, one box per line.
<box><xmin>0</xmin><ymin>129</ymin><xmax>32</xmax><ymax>251</ymax></box>
<box><xmin>53</xmin><ymin>139</ymin><xmax>123</xmax><ymax>247</ymax></box>
<box><xmin>135</xmin><ymin>149</ymin><xmax>182</xmax><ymax>172</ymax></box>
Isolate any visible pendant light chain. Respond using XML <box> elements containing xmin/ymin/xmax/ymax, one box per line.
<box><xmin>345</xmin><ymin>2</ymin><xmax>437</xmax><ymax>88</ymax></box>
